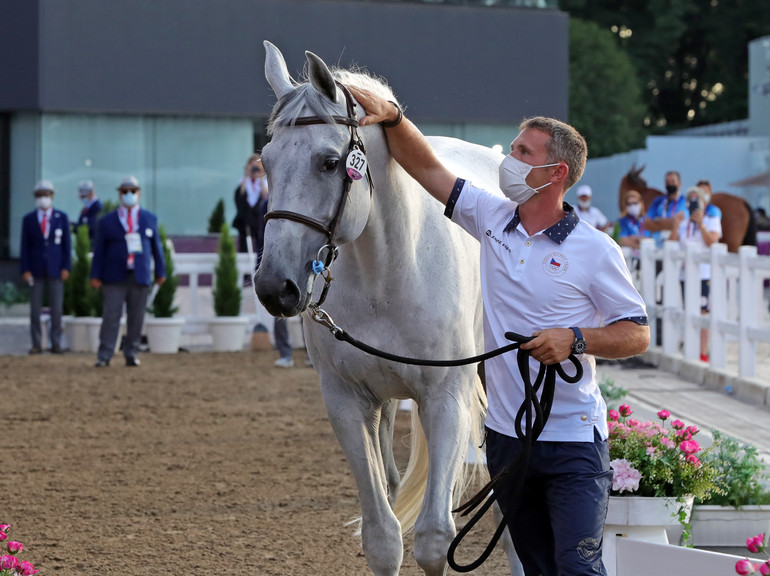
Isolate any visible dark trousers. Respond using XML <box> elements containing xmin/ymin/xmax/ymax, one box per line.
<box><xmin>98</xmin><ymin>274</ymin><xmax>148</xmax><ymax>362</ymax></box>
<box><xmin>29</xmin><ymin>277</ymin><xmax>63</xmax><ymax>349</ymax></box>
<box><xmin>274</xmin><ymin>317</ymin><xmax>292</xmax><ymax>359</ymax></box>
<box><xmin>486</xmin><ymin>427</ymin><xmax>613</xmax><ymax>576</ymax></box>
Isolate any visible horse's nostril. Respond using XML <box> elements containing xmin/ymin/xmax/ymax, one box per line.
<box><xmin>254</xmin><ymin>273</ymin><xmax>303</xmax><ymax>316</ymax></box>
<box><xmin>278</xmin><ymin>279</ymin><xmax>301</xmax><ymax>310</ymax></box>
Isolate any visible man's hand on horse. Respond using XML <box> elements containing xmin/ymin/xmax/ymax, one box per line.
<box><xmin>348</xmin><ymin>86</ymin><xmax>399</xmax><ymax>127</ymax></box>
<box><xmin>519</xmin><ymin>328</ymin><xmax>574</xmax><ymax>365</ymax></box>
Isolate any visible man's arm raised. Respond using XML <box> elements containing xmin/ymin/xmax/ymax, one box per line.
<box><xmin>349</xmin><ymin>86</ymin><xmax>457</xmax><ymax>206</ymax></box>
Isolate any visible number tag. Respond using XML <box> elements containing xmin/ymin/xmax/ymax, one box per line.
<box><xmin>125</xmin><ymin>232</ymin><xmax>143</xmax><ymax>254</ymax></box>
<box><xmin>346</xmin><ymin>147</ymin><xmax>368</xmax><ymax>181</ymax></box>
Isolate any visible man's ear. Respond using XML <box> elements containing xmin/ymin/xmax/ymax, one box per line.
<box><xmin>551</xmin><ymin>163</ymin><xmax>569</xmax><ymax>185</ymax></box>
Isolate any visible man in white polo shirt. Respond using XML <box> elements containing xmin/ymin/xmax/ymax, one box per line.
<box><xmin>349</xmin><ymin>86</ymin><xmax>649</xmax><ymax>576</ymax></box>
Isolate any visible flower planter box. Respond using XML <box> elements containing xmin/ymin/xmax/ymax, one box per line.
<box><xmin>209</xmin><ymin>316</ymin><xmax>248</xmax><ymax>352</ymax></box>
<box><xmin>145</xmin><ymin>317</ymin><xmax>185</xmax><ymax>354</ymax></box>
<box><xmin>689</xmin><ymin>505</ymin><xmax>770</xmax><ymax>547</ymax></box>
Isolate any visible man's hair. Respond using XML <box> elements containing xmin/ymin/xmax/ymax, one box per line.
<box><xmin>665</xmin><ymin>170</ymin><xmax>681</xmax><ymax>182</ymax></box>
<box><xmin>520</xmin><ymin>116</ymin><xmax>587</xmax><ymax>191</ymax></box>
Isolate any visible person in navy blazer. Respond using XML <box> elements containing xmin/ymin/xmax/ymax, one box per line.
<box><xmin>75</xmin><ymin>180</ymin><xmax>103</xmax><ymax>241</ymax></box>
<box><xmin>20</xmin><ymin>180</ymin><xmax>71</xmax><ymax>354</ymax></box>
<box><xmin>90</xmin><ymin>176</ymin><xmax>165</xmax><ymax>367</ymax></box>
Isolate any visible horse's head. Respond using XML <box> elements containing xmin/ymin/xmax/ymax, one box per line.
<box><xmin>254</xmin><ymin>42</ymin><xmax>382</xmax><ymax>317</ymax></box>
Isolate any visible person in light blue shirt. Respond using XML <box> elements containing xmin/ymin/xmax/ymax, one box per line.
<box><xmin>645</xmin><ymin>171</ymin><xmax>688</xmax><ymax>247</ymax></box>
<box><xmin>617</xmin><ymin>189</ymin><xmax>650</xmax><ymax>259</ymax></box>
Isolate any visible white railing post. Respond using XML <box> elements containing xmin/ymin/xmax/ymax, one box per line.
<box><xmin>682</xmin><ymin>243</ymin><xmax>701</xmax><ymax>361</ymax></box>
<box><xmin>662</xmin><ymin>241</ymin><xmax>682</xmax><ymax>356</ymax></box>
<box><xmin>739</xmin><ymin>246</ymin><xmax>758</xmax><ymax>379</ymax></box>
<box><xmin>640</xmin><ymin>239</ymin><xmax>658</xmax><ymax>347</ymax></box>
<box><xmin>709</xmin><ymin>243</ymin><xmax>728</xmax><ymax>370</ymax></box>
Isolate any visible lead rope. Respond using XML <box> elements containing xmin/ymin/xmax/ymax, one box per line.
<box><xmin>308</xmin><ymin>307</ymin><xmax>583</xmax><ymax>571</ymax></box>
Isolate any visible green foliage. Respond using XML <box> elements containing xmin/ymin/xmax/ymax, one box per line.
<box><xmin>699</xmin><ymin>430</ymin><xmax>770</xmax><ymax>507</ymax></box>
<box><xmin>213</xmin><ymin>223</ymin><xmax>241</xmax><ymax>317</ymax></box>
<box><xmin>0</xmin><ymin>282</ymin><xmax>29</xmax><ymax>308</ymax></box>
<box><xmin>97</xmin><ymin>199</ymin><xmax>118</xmax><ymax>220</ymax></box>
<box><xmin>70</xmin><ymin>226</ymin><xmax>97</xmax><ymax>317</ymax></box>
<box><xmin>598</xmin><ymin>375</ymin><xmax>628</xmax><ymax>409</ymax></box>
<box><xmin>569</xmin><ymin>18</ymin><xmax>646</xmax><ymax>157</ymax></box>
<box><xmin>561</xmin><ymin>0</ymin><xmax>770</xmax><ymax>135</ymax></box>
<box><xmin>207</xmin><ymin>199</ymin><xmax>226</xmax><ymax>234</ymax></box>
<box><xmin>147</xmin><ymin>225</ymin><xmax>179</xmax><ymax>318</ymax></box>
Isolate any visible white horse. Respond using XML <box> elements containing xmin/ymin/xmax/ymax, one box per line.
<box><xmin>255</xmin><ymin>41</ymin><xmax>513</xmax><ymax>576</ymax></box>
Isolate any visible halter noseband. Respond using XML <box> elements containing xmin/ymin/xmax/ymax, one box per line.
<box><xmin>263</xmin><ymin>81</ymin><xmax>373</xmax><ymax>269</ymax></box>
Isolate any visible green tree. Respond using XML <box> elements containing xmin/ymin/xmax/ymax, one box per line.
<box><xmin>213</xmin><ymin>223</ymin><xmax>241</xmax><ymax>317</ymax></box>
<box><xmin>208</xmin><ymin>199</ymin><xmax>226</xmax><ymax>234</ymax></box>
<box><xmin>569</xmin><ymin>18</ymin><xmax>646</xmax><ymax>157</ymax></box>
<box><xmin>147</xmin><ymin>225</ymin><xmax>179</xmax><ymax>318</ymax></box>
<box><xmin>70</xmin><ymin>226</ymin><xmax>95</xmax><ymax>317</ymax></box>
<box><xmin>561</xmin><ymin>0</ymin><xmax>770</xmax><ymax>133</ymax></box>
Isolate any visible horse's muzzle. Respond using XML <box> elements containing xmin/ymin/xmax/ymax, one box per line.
<box><xmin>253</xmin><ymin>270</ymin><xmax>308</xmax><ymax>317</ymax></box>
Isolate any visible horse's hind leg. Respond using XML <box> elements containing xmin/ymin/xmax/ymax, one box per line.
<box><xmin>320</xmin><ymin>379</ymin><xmax>403</xmax><ymax>576</ymax></box>
<box><xmin>380</xmin><ymin>399</ymin><xmax>400</xmax><ymax>508</ymax></box>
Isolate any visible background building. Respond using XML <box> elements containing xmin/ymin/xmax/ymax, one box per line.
<box><xmin>0</xmin><ymin>0</ymin><xmax>568</xmax><ymax>277</ymax></box>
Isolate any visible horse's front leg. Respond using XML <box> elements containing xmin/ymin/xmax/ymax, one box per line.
<box><xmin>320</xmin><ymin>377</ymin><xmax>403</xmax><ymax>576</ymax></box>
<box><xmin>413</xmin><ymin>377</ymin><xmax>474</xmax><ymax>576</ymax></box>
<box><xmin>379</xmin><ymin>399</ymin><xmax>400</xmax><ymax>508</ymax></box>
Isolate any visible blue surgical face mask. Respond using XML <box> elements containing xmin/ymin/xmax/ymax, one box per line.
<box><xmin>121</xmin><ymin>192</ymin><xmax>138</xmax><ymax>207</ymax></box>
<box><xmin>498</xmin><ymin>155</ymin><xmax>560</xmax><ymax>205</ymax></box>
<box><xmin>80</xmin><ymin>195</ymin><xmax>91</xmax><ymax>206</ymax></box>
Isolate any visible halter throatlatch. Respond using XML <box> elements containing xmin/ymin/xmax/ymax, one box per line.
<box><xmin>263</xmin><ymin>81</ymin><xmax>373</xmax><ymax>309</ymax></box>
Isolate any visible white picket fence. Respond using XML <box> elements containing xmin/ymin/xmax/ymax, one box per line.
<box><xmin>631</xmin><ymin>237</ymin><xmax>770</xmax><ymax>382</ymax></box>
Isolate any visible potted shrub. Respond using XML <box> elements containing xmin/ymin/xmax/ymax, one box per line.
<box><xmin>144</xmin><ymin>225</ymin><xmax>184</xmax><ymax>353</ymax></box>
<box><xmin>209</xmin><ymin>223</ymin><xmax>247</xmax><ymax>351</ymax></box>
<box><xmin>208</xmin><ymin>198</ymin><xmax>226</xmax><ymax>234</ymax></box>
<box><xmin>689</xmin><ymin>431</ymin><xmax>770</xmax><ymax>547</ymax></box>
<box><xmin>65</xmin><ymin>225</ymin><xmax>101</xmax><ymax>352</ymax></box>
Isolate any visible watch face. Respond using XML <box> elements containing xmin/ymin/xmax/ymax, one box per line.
<box><xmin>573</xmin><ymin>340</ymin><xmax>587</xmax><ymax>355</ymax></box>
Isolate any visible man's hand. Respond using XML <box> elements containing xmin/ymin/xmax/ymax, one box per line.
<box><xmin>60</xmin><ymin>270</ymin><xmax>69</xmax><ymax>281</ymax></box>
<box><xmin>155</xmin><ymin>277</ymin><xmax>166</xmax><ymax>285</ymax></box>
<box><xmin>348</xmin><ymin>86</ymin><xmax>399</xmax><ymax>127</ymax></box>
<box><xmin>91</xmin><ymin>278</ymin><xmax>102</xmax><ymax>289</ymax></box>
<box><xmin>22</xmin><ymin>272</ymin><xmax>33</xmax><ymax>285</ymax></box>
<box><xmin>519</xmin><ymin>328</ymin><xmax>575</xmax><ymax>365</ymax></box>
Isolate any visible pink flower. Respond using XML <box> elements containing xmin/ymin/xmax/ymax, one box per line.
<box><xmin>0</xmin><ymin>524</ymin><xmax>10</xmax><ymax>533</ymax></box>
<box><xmin>610</xmin><ymin>458</ymin><xmax>642</xmax><ymax>493</ymax></box>
<box><xmin>671</xmin><ymin>419</ymin><xmax>685</xmax><ymax>430</ymax></box>
<box><xmin>657</xmin><ymin>409</ymin><xmax>670</xmax><ymax>420</ymax></box>
<box><xmin>685</xmin><ymin>454</ymin><xmax>701</xmax><ymax>467</ymax></box>
<box><xmin>760</xmin><ymin>561</ymin><xmax>770</xmax><ymax>576</ymax></box>
<box><xmin>619</xmin><ymin>404</ymin><xmax>632</xmax><ymax>417</ymax></box>
<box><xmin>687</xmin><ymin>425</ymin><xmax>699</xmax><ymax>436</ymax></box>
<box><xmin>737</xmin><ymin>559</ymin><xmax>758</xmax><ymax>575</ymax></box>
<box><xmin>6</xmin><ymin>540</ymin><xmax>23</xmax><ymax>554</ymax></box>
<box><xmin>18</xmin><ymin>560</ymin><xmax>38</xmax><ymax>575</ymax></box>
<box><xmin>0</xmin><ymin>554</ymin><xmax>19</xmax><ymax>571</ymax></box>
<box><xmin>608</xmin><ymin>409</ymin><xmax>620</xmax><ymax>421</ymax></box>
<box><xmin>748</xmin><ymin>534</ymin><xmax>766</xmax><ymax>553</ymax></box>
<box><xmin>646</xmin><ymin>446</ymin><xmax>656</xmax><ymax>457</ymax></box>
<box><xmin>679</xmin><ymin>440</ymin><xmax>700</xmax><ymax>455</ymax></box>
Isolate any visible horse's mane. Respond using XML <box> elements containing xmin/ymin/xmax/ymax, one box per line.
<box><xmin>267</xmin><ymin>67</ymin><xmax>397</xmax><ymax>136</ymax></box>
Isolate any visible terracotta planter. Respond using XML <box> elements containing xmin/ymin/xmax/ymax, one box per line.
<box><xmin>604</xmin><ymin>496</ymin><xmax>694</xmax><ymax>576</ymax></box>
<box><xmin>145</xmin><ymin>317</ymin><xmax>185</xmax><ymax>354</ymax></box>
<box><xmin>208</xmin><ymin>316</ymin><xmax>248</xmax><ymax>352</ymax></box>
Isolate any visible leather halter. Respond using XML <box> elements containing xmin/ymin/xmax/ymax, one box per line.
<box><xmin>263</xmin><ymin>82</ymin><xmax>373</xmax><ymax>267</ymax></box>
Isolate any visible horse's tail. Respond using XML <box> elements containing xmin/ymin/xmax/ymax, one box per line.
<box><xmin>743</xmin><ymin>200</ymin><xmax>758</xmax><ymax>247</ymax></box>
<box><xmin>393</xmin><ymin>374</ymin><xmax>489</xmax><ymax>535</ymax></box>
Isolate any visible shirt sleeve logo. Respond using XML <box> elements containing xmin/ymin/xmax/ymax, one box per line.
<box><xmin>542</xmin><ymin>252</ymin><xmax>569</xmax><ymax>276</ymax></box>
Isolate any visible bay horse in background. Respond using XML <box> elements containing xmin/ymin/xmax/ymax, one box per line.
<box><xmin>619</xmin><ymin>164</ymin><xmax>756</xmax><ymax>253</ymax></box>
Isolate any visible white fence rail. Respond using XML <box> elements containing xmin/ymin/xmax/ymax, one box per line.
<box><xmin>632</xmin><ymin>238</ymin><xmax>770</xmax><ymax>382</ymax></box>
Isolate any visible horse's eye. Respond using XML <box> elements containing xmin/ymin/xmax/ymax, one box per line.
<box><xmin>323</xmin><ymin>158</ymin><xmax>340</xmax><ymax>172</ymax></box>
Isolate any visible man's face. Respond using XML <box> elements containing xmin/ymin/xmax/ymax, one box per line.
<box><xmin>509</xmin><ymin>128</ymin><xmax>552</xmax><ymax>188</ymax></box>
<box><xmin>665</xmin><ymin>174</ymin><xmax>680</xmax><ymax>194</ymax></box>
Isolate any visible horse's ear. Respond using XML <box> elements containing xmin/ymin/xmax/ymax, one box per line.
<box><xmin>264</xmin><ymin>40</ymin><xmax>294</xmax><ymax>100</ymax></box>
<box><xmin>306</xmin><ymin>51</ymin><xmax>338</xmax><ymax>103</ymax></box>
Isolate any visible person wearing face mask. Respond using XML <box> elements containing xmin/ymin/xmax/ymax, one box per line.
<box><xmin>617</xmin><ymin>190</ymin><xmax>649</xmax><ymax>258</ymax></box>
<box><xmin>348</xmin><ymin>85</ymin><xmax>649</xmax><ymax>576</ymax></box>
<box><xmin>574</xmin><ymin>185</ymin><xmax>610</xmax><ymax>231</ymax></box>
<box><xmin>90</xmin><ymin>176</ymin><xmax>166</xmax><ymax>367</ymax></box>
<box><xmin>20</xmin><ymin>180</ymin><xmax>72</xmax><ymax>354</ymax></box>
<box><xmin>670</xmin><ymin>186</ymin><xmax>722</xmax><ymax>362</ymax></box>
<box><xmin>644</xmin><ymin>170</ymin><xmax>687</xmax><ymax>247</ymax></box>
<box><xmin>75</xmin><ymin>180</ymin><xmax>103</xmax><ymax>241</ymax></box>
<box><xmin>233</xmin><ymin>154</ymin><xmax>269</xmax><ymax>256</ymax></box>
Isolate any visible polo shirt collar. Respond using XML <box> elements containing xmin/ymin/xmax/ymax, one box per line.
<box><xmin>504</xmin><ymin>202</ymin><xmax>580</xmax><ymax>245</ymax></box>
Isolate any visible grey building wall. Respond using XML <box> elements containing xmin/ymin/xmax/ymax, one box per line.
<box><xmin>0</xmin><ymin>0</ymin><xmax>568</xmax><ymax>122</ymax></box>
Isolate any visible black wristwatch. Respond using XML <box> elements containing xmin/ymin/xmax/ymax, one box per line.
<box><xmin>570</xmin><ymin>327</ymin><xmax>586</xmax><ymax>355</ymax></box>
